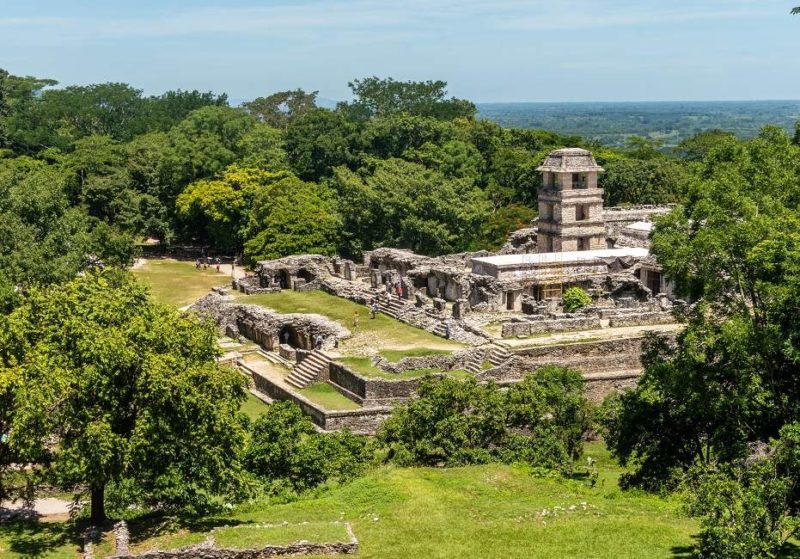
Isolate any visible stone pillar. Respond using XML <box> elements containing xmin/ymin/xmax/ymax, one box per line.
<box><xmin>452</xmin><ymin>299</ymin><xmax>469</xmax><ymax>319</ymax></box>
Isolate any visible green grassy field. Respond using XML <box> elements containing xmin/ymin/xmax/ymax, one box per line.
<box><xmin>240</xmin><ymin>392</ymin><xmax>270</xmax><ymax>421</ymax></box>
<box><xmin>132</xmin><ymin>259</ymin><xmax>229</xmax><ymax>308</ymax></box>
<box><xmin>235</xmin><ymin>290</ymin><xmax>463</xmax><ymax>354</ymax></box>
<box><xmin>5</xmin><ymin>440</ymin><xmax>800</xmax><ymax>558</ymax></box>
<box><xmin>338</xmin><ymin>356</ymin><xmax>469</xmax><ymax>380</ymax></box>
<box><xmin>299</xmin><ymin>383</ymin><xmax>361</xmax><ymax>410</ymax></box>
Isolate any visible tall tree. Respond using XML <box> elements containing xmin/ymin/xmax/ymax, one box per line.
<box><xmin>341</xmin><ymin>77</ymin><xmax>476</xmax><ymax>121</ymax></box>
<box><xmin>243</xmin><ymin>176</ymin><xmax>341</xmax><ymax>264</ymax></box>
<box><xmin>0</xmin><ymin>271</ymin><xmax>247</xmax><ymax>523</ymax></box>
<box><xmin>243</xmin><ymin>89</ymin><xmax>318</xmax><ymax>128</ymax></box>
<box><xmin>331</xmin><ymin>157</ymin><xmax>489</xmax><ymax>257</ymax></box>
<box><xmin>603</xmin><ymin>127</ymin><xmax>800</xmax><ymax>488</ymax></box>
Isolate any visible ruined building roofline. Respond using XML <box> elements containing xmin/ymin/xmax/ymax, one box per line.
<box><xmin>535</xmin><ymin>147</ymin><xmax>605</xmax><ymax>173</ymax></box>
<box><xmin>472</xmin><ymin>247</ymin><xmax>649</xmax><ymax>269</ymax></box>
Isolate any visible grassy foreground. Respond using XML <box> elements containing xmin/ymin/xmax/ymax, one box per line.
<box><xmin>132</xmin><ymin>259</ymin><xmax>229</xmax><ymax>308</ymax></box>
<box><xmin>0</xmin><ymin>444</ymin><xmax>703</xmax><ymax>559</ymax></box>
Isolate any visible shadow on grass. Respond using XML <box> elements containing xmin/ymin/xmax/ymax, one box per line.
<box><xmin>125</xmin><ymin>511</ymin><xmax>253</xmax><ymax>547</ymax></box>
<box><xmin>779</xmin><ymin>541</ymin><xmax>800</xmax><ymax>558</ymax></box>
<box><xmin>0</xmin><ymin>518</ymin><xmax>83</xmax><ymax>557</ymax></box>
<box><xmin>672</xmin><ymin>538</ymin><xmax>800</xmax><ymax>558</ymax></box>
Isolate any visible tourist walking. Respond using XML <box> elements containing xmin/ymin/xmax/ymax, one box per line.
<box><xmin>370</xmin><ymin>302</ymin><xmax>378</xmax><ymax>319</ymax></box>
<box><xmin>352</xmin><ymin>311</ymin><xmax>360</xmax><ymax>328</ymax></box>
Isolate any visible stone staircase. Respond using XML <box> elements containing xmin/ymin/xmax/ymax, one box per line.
<box><xmin>464</xmin><ymin>345</ymin><xmax>514</xmax><ymax>375</ymax></box>
<box><xmin>488</xmin><ymin>346</ymin><xmax>513</xmax><ymax>367</ymax></box>
<box><xmin>286</xmin><ymin>350</ymin><xmax>332</xmax><ymax>389</ymax></box>
<box><xmin>376</xmin><ymin>297</ymin><xmax>406</xmax><ymax>319</ymax></box>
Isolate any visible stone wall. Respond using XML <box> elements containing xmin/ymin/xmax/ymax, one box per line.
<box><xmin>245</xmin><ymin>364</ymin><xmax>392</xmax><ymax>434</ymax></box>
<box><xmin>329</xmin><ymin>363</ymin><xmax>428</xmax><ymax>406</ymax></box>
<box><xmin>501</xmin><ymin>316</ymin><xmax>601</xmax><ymax>338</ymax></box>
<box><xmin>108</xmin><ymin>522</ymin><xmax>358</xmax><ymax>559</ymax></box>
<box><xmin>607</xmin><ymin>311</ymin><xmax>675</xmax><ymax>328</ymax></box>
<box><xmin>191</xmin><ymin>293</ymin><xmax>350</xmax><ymax>351</ymax></box>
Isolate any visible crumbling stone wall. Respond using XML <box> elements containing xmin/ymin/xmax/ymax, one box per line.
<box><xmin>108</xmin><ymin>522</ymin><xmax>358</xmax><ymax>558</ymax></box>
<box><xmin>191</xmin><ymin>293</ymin><xmax>350</xmax><ymax>351</ymax></box>
<box><xmin>500</xmin><ymin>316</ymin><xmax>602</xmax><ymax>338</ymax></box>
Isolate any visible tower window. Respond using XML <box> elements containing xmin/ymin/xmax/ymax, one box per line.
<box><xmin>573</xmin><ymin>173</ymin><xmax>588</xmax><ymax>189</ymax></box>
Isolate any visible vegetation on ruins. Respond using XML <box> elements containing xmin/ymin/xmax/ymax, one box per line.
<box><xmin>0</xmin><ymin>271</ymin><xmax>247</xmax><ymax>523</ymax></box>
<box><xmin>561</xmin><ymin>287</ymin><xmax>592</xmax><ymax>313</ymax></box>
<box><xmin>380</xmin><ymin>366</ymin><xmax>592</xmax><ymax>473</ymax></box>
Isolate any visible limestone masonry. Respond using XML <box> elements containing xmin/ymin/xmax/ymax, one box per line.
<box><xmin>193</xmin><ymin>148</ymin><xmax>682</xmax><ymax>434</ymax></box>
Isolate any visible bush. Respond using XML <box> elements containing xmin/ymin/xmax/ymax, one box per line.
<box><xmin>243</xmin><ymin>402</ymin><xmax>371</xmax><ymax>493</ymax></box>
<box><xmin>562</xmin><ymin>287</ymin><xmax>591</xmax><ymax>313</ymax></box>
<box><xmin>687</xmin><ymin>423</ymin><xmax>800</xmax><ymax>558</ymax></box>
<box><xmin>378</xmin><ymin>366</ymin><xmax>593</xmax><ymax>473</ymax></box>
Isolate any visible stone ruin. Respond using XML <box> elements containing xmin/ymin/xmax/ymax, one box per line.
<box><xmin>229</xmin><ymin>148</ymin><xmax>678</xmax><ymax>340</ymax></box>
<box><xmin>192</xmin><ymin>291</ymin><xmax>350</xmax><ymax>352</ymax></box>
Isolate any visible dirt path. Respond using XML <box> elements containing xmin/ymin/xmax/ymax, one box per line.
<box><xmin>0</xmin><ymin>497</ymin><xmax>74</xmax><ymax>520</ymax></box>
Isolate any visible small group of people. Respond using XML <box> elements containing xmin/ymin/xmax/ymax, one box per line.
<box><xmin>386</xmin><ymin>282</ymin><xmax>403</xmax><ymax>299</ymax></box>
<box><xmin>195</xmin><ymin>256</ymin><xmax>222</xmax><ymax>272</ymax></box>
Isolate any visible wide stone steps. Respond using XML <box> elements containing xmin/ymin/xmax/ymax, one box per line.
<box><xmin>464</xmin><ymin>358</ymin><xmax>483</xmax><ymax>375</ymax></box>
<box><xmin>489</xmin><ymin>347</ymin><xmax>513</xmax><ymax>366</ymax></box>
<box><xmin>286</xmin><ymin>350</ymin><xmax>332</xmax><ymax>389</ymax></box>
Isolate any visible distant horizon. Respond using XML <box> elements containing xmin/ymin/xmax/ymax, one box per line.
<box><xmin>3</xmin><ymin>1</ymin><xmax>798</xmax><ymax>103</ymax></box>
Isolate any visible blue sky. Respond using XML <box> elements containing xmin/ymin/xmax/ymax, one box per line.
<box><xmin>1</xmin><ymin>0</ymin><xmax>798</xmax><ymax>103</ymax></box>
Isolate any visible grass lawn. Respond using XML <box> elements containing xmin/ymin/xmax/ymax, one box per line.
<box><xmin>337</xmin><ymin>356</ymin><xmax>470</xmax><ymax>380</ymax></box>
<box><xmin>213</xmin><ymin>522</ymin><xmax>349</xmax><ymax>548</ymax></box>
<box><xmin>234</xmin><ymin>290</ymin><xmax>463</xmax><ymax>354</ymax></box>
<box><xmin>240</xmin><ymin>392</ymin><xmax>270</xmax><ymax>421</ymax></box>
<box><xmin>7</xmin><ymin>441</ymin><xmax>800</xmax><ymax>558</ymax></box>
<box><xmin>379</xmin><ymin>348</ymin><xmax>452</xmax><ymax>362</ymax></box>
<box><xmin>299</xmin><ymin>383</ymin><xmax>361</xmax><ymax>411</ymax></box>
<box><xmin>132</xmin><ymin>259</ymin><xmax>229</xmax><ymax>308</ymax></box>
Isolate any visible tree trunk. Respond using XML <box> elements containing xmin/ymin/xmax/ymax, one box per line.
<box><xmin>90</xmin><ymin>483</ymin><xmax>106</xmax><ymax>525</ymax></box>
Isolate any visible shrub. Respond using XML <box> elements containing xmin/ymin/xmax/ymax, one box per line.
<box><xmin>562</xmin><ymin>286</ymin><xmax>592</xmax><ymax>313</ymax></box>
<box><xmin>687</xmin><ymin>423</ymin><xmax>800</xmax><ymax>558</ymax></box>
<box><xmin>243</xmin><ymin>402</ymin><xmax>371</xmax><ymax>492</ymax></box>
<box><xmin>379</xmin><ymin>366</ymin><xmax>592</xmax><ymax>473</ymax></box>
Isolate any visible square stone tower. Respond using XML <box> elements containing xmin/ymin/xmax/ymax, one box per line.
<box><xmin>536</xmin><ymin>148</ymin><xmax>606</xmax><ymax>253</ymax></box>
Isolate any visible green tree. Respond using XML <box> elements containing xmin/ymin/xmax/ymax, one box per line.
<box><xmin>284</xmin><ymin>108</ymin><xmax>359</xmax><ymax>181</ymax></box>
<box><xmin>168</xmin><ymin>105</ymin><xmax>257</xmax><ymax>184</ymax></box>
<box><xmin>177</xmin><ymin>165</ymin><xmax>290</xmax><ymax>252</ymax></box>
<box><xmin>473</xmin><ymin>204</ymin><xmax>536</xmax><ymax>251</ymax></box>
<box><xmin>603</xmin><ymin>126</ymin><xmax>800</xmax><ymax>488</ymax></box>
<box><xmin>380</xmin><ymin>367</ymin><xmax>591</xmax><ymax>471</ymax></box>
<box><xmin>243</xmin><ymin>401</ymin><xmax>369</xmax><ymax>492</ymax></box>
<box><xmin>687</xmin><ymin>423</ymin><xmax>800</xmax><ymax>558</ymax></box>
<box><xmin>243</xmin><ymin>176</ymin><xmax>341</xmax><ymax>264</ymax></box>
<box><xmin>243</xmin><ymin>89</ymin><xmax>318</xmax><ymax>128</ymax></box>
<box><xmin>332</xmin><ymin>157</ymin><xmax>489</xmax><ymax>257</ymax></box>
<box><xmin>342</xmin><ymin>77</ymin><xmax>476</xmax><ymax>120</ymax></box>
<box><xmin>238</xmin><ymin>123</ymin><xmax>290</xmax><ymax>171</ymax></box>
<box><xmin>600</xmin><ymin>158</ymin><xmax>687</xmax><ymax>207</ymax></box>
<box><xmin>0</xmin><ymin>271</ymin><xmax>247</xmax><ymax>523</ymax></box>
